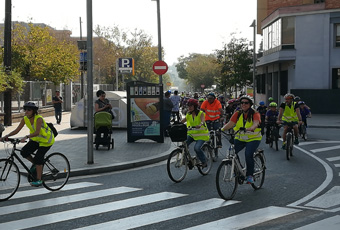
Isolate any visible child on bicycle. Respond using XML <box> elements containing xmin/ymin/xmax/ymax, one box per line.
<box><xmin>181</xmin><ymin>99</ymin><xmax>209</xmax><ymax>168</ymax></box>
<box><xmin>265</xmin><ymin>102</ymin><xmax>279</xmax><ymax>144</ymax></box>
<box><xmin>221</xmin><ymin>95</ymin><xmax>262</xmax><ymax>184</ymax></box>
<box><xmin>298</xmin><ymin>101</ymin><xmax>311</xmax><ymax>134</ymax></box>
<box><xmin>0</xmin><ymin>101</ymin><xmax>55</xmax><ymax>187</ymax></box>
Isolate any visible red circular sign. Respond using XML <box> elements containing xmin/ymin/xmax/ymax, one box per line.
<box><xmin>153</xmin><ymin>60</ymin><xmax>168</xmax><ymax>75</ymax></box>
<box><xmin>201</xmin><ymin>84</ymin><xmax>205</xmax><ymax>88</ymax></box>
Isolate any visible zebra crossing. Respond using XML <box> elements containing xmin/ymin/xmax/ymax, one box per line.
<box><xmin>1</xmin><ymin>181</ymin><xmax>339</xmax><ymax>229</ymax></box>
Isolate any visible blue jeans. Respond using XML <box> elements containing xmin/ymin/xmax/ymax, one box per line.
<box><xmin>234</xmin><ymin>139</ymin><xmax>261</xmax><ymax>176</ymax></box>
<box><xmin>186</xmin><ymin>136</ymin><xmax>206</xmax><ymax>164</ymax></box>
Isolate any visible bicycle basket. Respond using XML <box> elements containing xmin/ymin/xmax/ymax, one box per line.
<box><xmin>169</xmin><ymin>123</ymin><xmax>187</xmax><ymax>142</ymax></box>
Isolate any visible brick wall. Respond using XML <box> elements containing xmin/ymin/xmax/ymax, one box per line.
<box><xmin>326</xmin><ymin>0</ymin><xmax>340</xmax><ymax>9</ymax></box>
<box><xmin>268</xmin><ymin>0</ymin><xmax>303</xmax><ymax>15</ymax></box>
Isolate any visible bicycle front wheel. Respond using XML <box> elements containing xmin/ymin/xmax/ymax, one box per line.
<box><xmin>0</xmin><ymin>159</ymin><xmax>20</xmax><ymax>201</ymax></box>
<box><xmin>216</xmin><ymin>160</ymin><xmax>238</xmax><ymax>200</ymax></box>
<box><xmin>251</xmin><ymin>153</ymin><xmax>266</xmax><ymax>190</ymax></box>
<box><xmin>167</xmin><ymin>149</ymin><xmax>188</xmax><ymax>183</ymax></box>
<box><xmin>198</xmin><ymin>144</ymin><xmax>213</xmax><ymax>175</ymax></box>
<box><xmin>42</xmin><ymin>152</ymin><xmax>70</xmax><ymax>191</ymax></box>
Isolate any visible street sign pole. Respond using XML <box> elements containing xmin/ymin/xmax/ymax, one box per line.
<box><xmin>86</xmin><ymin>0</ymin><xmax>94</xmax><ymax>164</ymax></box>
<box><xmin>115</xmin><ymin>59</ymin><xmax>119</xmax><ymax>91</ymax></box>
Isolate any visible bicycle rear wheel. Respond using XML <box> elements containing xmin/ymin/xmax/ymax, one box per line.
<box><xmin>198</xmin><ymin>144</ymin><xmax>213</xmax><ymax>175</ymax></box>
<box><xmin>0</xmin><ymin>159</ymin><xmax>20</xmax><ymax>201</ymax></box>
<box><xmin>273</xmin><ymin>128</ymin><xmax>279</xmax><ymax>151</ymax></box>
<box><xmin>286</xmin><ymin>133</ymin><xmax>292</xmax><ymax>160</ymax></box>
<box><xmin>167</xmin><ymin>149</ymin><xmax>188</xmax><ymax>183</ymax></box>
<box><xmin>216</xmin><ymin>160</ymin><xmax>238</xmax><ymax>200</ymax></box>
<box><xmin>42</xmin><ymin>152</ymin><xmax>70</xmax><ymax>191</ymax></box>
<box><xmin>302</xmin><ymin>125</ymin><xmax>307</xmax><ymax>141</ymax></box>
<box><xmin>251</xmin><ymin>152</ymin><xmax>266</xmax><ymax>190</ymax></box>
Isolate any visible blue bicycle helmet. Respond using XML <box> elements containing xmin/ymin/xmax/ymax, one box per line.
<box><xmin>259</xmin><ymin>101</ymin><xmax>265</xmax><ymax>106</ymax></box>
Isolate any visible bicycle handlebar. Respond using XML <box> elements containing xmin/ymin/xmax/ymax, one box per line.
<box><xmin>1</xmin><ymin>138</ymin><xmax>24</xmax><ymax>144</ymax></box>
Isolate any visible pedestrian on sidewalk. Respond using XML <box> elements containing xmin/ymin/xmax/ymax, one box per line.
<box><xmin>170</xmin><ymin>90</ymin><xmax>181</xmax><ymax>122</ymax></box>
<box><xmin>52</xmin><ymin>90</ymin><xmax>63</xmax><ymax>125</ymax></box>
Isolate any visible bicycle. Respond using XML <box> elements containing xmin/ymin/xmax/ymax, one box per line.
<box><xmin>166</xmin><ymin>124</ymin><xmax>213</xmax><ymax>183</ymax></box>
<box><xmin>266</xmin><ymin>122</ymin><xmax>280</xmax><ymax>151</ymax></box>
<box><xmin>206</xmin><ymin>120</ymin><xmax>222</xmax><ymax>162</ymax></box>
<box><xmin>283</xmin><ymin>122</ymin><xmax>297</xmax><ymax>160</ymax></box>
<box><xmin>216</xmin><ymin>129</ymin><xmax>266</xmax><ymax>200</ymax></box>
<box><xmin>0</xmin><ymin>138</ymin><xmax>70</xmax><ymax>201</ymax></box>
<box><xmin>299</xmin><ymin>118</ymin><xmax>309</xmax><ymax>141</ymax></box>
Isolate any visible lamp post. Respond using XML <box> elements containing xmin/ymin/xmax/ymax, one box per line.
<box><xmin>152</xmin><ymin>0</ymin><xmax>162</xmax><ymax>84</ymax></box>
<box><xmin>250</xmin><ymin>19</ymin><xmax>256</xmax><ymax>105</ymax></box>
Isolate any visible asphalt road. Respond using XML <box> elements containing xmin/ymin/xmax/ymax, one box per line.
<box><xmin>1</xmin><ymin>127</ymin><xmax>340</xmax><ymax>229</ymax></box>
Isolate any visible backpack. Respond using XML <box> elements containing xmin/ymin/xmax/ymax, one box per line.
<box><xmin>47</xmin><ymin>122</ymin><xmax>58</xmax><ymax>137</ymax></box>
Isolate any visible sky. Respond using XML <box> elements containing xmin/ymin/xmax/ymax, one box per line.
<box><xmin>1</xmin><ymin>0</ymin><xmax>258</xmax><ymax>65</ymax></box>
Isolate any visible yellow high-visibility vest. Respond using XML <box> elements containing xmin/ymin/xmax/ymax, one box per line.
<box><xmin>24</xmin><ymin>115</ymin><xmax>55</xmax><ymax>147</ymax></box>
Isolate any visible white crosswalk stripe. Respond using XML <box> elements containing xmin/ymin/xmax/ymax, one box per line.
<box><xmin>184</xmin><ymin>206</ymin><xmax>301</xmax><ymax>230</ymax></box>
<box><xmin>1</xmin><ymin>181</ymin><xmax>338</xmax><ymax>230</ymax></box>
<box><xmin>0</xmin><ymin>186</ymin><xmax>141</xmax><ymax>215</ymax></box>
<box><xmin>0</xmin><ymin>191</ymin><xmax>186</xmax><ymax>230</ymax></box>
<box><xmin>12</xmin><ymin>182</ymin><xmax>101</xmax><ymax>199</ymax></box>
<box><xmin>74</xmin><ymin>198</ymin><xmax>240</xmax><ymax>230</ymax></box>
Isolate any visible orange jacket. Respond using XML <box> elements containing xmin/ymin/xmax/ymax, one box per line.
<box><xmin>201</xmin><ymin>99</ymin><xmax>222</xmax><ymax>121</ymax></box>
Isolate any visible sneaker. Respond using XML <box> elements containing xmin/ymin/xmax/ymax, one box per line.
<box><xmin>282</xmin><ymin>143</ymin><xmax>286</xmax><ymax>150</ymax></box>
<box><xmin>217</xmin><ymin>145</ymin><xmax>222</xmax><ymax>148</ymax></box>
<box><xmin>294</xmin><ymin>138</ymin><xmax>299</xmax><ymax>145</ymax></box>
<box><xmin>30</xmin><ymin>180</ymin><xmax>43</xmax><ymax>187</ymax></box>
<box><xmin>246</xmin><ymin>176</ymin><xmax>254</xmax><ymax>184</ymax></box>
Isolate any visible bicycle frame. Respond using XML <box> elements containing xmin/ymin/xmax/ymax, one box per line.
<box><xmin>5</xmin><ymin>141</ymin><xmax>33</xmax><ymax>178</ymax></box>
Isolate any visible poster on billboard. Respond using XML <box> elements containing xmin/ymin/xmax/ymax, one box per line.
<box><xmin>127</xmin><ymin>81</ymin><xmax>164</xmax><ymax>143</ymax></box>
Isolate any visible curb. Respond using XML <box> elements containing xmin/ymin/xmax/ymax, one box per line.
<box><xmin>70</xmin><ymin>147</ymin><xmax>174</xmax><ymax>177</ymax></box>
<box><xmin>308</xmin><ymin>125</ymin><xmax>340</xmax><ymax>129</ymax></box>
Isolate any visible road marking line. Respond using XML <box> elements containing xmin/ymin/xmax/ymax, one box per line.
<box><xmin>0</xmin><ymin>186</ymin><xmax>141</xmax><ymax>215</ymax></box>
<box><xmin>184</xmin><ymin>206</ymin><xmax>301</xmax><ymax>230</ymax></box>
<box><xmin>288</xmin><ymin>146</ymin><xmax>333</xmax><ymax>208</ymax></box>
<box><xmin>298</xmin><ymin>141</ymin><xmax>340</xmax><ymax>146</ymax></box>
<box><xmin>311</xmin><ymin>145</ymin><xmax>340</xmax><ymax>153</ymax></box>
<box><xmin>305</xmin><ymin>186</ymin><xmax>340</xmax><ymax>209</ymax></box>
<box><xmin>293</xmin><ymin>215</ymin><xmax>340</xmax><ymax>230</ymax></box>
<box><xmin>0</xmin><ymin>192</ymin><xmax>186</xmax><ymax>230</ymax></box>
<box><xmin>335</xmin><ymin>164</ymin><xmax>340</xmax><ymax>167</ymax></box>
<box><xmin>75</xmin><ymin>198</ymin><xmax>240</xmax><ymax>230</ymax></box>
<box><xmin>12</xmin><ymin>182</ymin><xmax>101</xmax><ymax>199</ymax></box>
<box><xmin>326</xmin><ymin>156</ymin><xmax>340</xmax><ymax>162</ymax></box>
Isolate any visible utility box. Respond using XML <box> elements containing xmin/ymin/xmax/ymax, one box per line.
<box><xmin>127</xmin><ymin>81</ymin><xmax>164</xmax><ymax>143</ymax></box>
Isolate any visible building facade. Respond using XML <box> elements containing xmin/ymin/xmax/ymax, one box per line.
<box><xmin>256</xmin><ymin>0</ymin><xmax>340</xmax><ymax>113</ymax></box>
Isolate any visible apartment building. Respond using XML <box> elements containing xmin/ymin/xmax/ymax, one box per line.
<box><xmin>256</xmin><ymin>0</ymin><xmax>340</xmax><ymax>113</ymax></box>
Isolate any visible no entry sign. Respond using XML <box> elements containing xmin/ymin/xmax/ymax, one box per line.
<box><xmin>153</xmin><ymin>60</ymin><xmax>168</xmax><ymax>75</ymax></box>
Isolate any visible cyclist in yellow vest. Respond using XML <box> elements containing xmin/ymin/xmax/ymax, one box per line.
<box><xmin>0</xmin><ymin>102</ymin><xmax>55</xmax><ymax>187</ymax></box>
<box><xmin>181</xmin><ymin>99</ymin><xmax>210</xmax><ymax>167</ymax></box>
<box><xmin>221</xmin><ymin>95</ymin><xmax>262</xmax><ymax>184</ymax></box>
<box><xmin>277</xmin><ymin>93</ymin><xmax>302</xmax><ymax>149</ymax></box>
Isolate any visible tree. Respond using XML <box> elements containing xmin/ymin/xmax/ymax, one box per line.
<box><xmin>175</xmin><ymin>53</ymin><xmax>220</xmax><ymax>92</ymax></box>
<box><xmin>215</xmin><ymin>36</ymin><xmax>253</xmax><ymax>96</ymax></box>
<box><xmin>0</xmin><ymin>67</ymin><xmax>24</xmax><ymax>94</ymax></box>
<box><xmin>8</xmin><ymin>23</ymin><xmax>79</xmax><ymax>84</ymax></box>
<box><xmin>94</xmin><ymin>25</ymin><xmax>160</xmax><ymax>85</ymax></box>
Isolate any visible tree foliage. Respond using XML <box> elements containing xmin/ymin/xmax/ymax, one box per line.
<box><xmin>175</xmin><ymin>54</ymin><xmax>220</xmax><ymax>91</ymax></box>
<box><xmin>8</xmin><ymin>23</ymin><xmax>79</xmax><ymax>84</ymax></box>
<box><xmin>94</xmin><ymin>25</ymin><xmax>163</xmax><ymax>85</ymax></box>
<box><xmin>0</xmin><ymin>67</ymin><xmax>25</xmax><ymax>94</ymax></box>
<box><xmin>215</xmin><ymin>36</ymin><xmax>253</xmax><ymax>94</ymax></box>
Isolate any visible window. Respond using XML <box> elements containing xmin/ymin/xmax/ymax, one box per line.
<box><xmin>282</xmin><ymin>17</ymin><xmax>295</xmax><ymax>49</ymax></box>
<box><xmin>263</xmin><ymin>19</ymin><xmax>281</xmax><ymax>51</ymax></box>
<box><xmin>256</xmin><ymin>74</ymin><xmax>266</xmax><ymax>94</ymax></box>
<box><xmin>336</xmin><ymin>24</ymin><xmax>340</xmax><ymax>47</ymax></box>
<box><xmin>280</xmin><ymin>71</ymin><xmax>288</xmax><ymax>96</ymax></box>
<box><xmin>332</xmin><ymin>68</ymin><xmax>340</xmax><ymax>89</ymax></box>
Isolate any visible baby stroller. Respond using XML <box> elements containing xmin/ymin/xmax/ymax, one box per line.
<box><xmin>94</xmin><ymin>111</ymin><xmax>114</xmax><ymax>150</ymax></box>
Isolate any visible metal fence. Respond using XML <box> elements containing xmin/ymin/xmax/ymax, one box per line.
<box><xmin>0</xmin><ymin>81</ymin><xmax>114</xmax><ymax>113</ymax></box>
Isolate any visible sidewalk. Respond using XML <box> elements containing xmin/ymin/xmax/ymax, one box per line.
<box><xmin>0</xmin><ymin>112</ymin><xmax>339</xmax><ymax>177</ymax></box>
<box><xmin>0</xmin><ymin>112</ymin><xmax>175</xmax><ymax>177</ymax></box>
